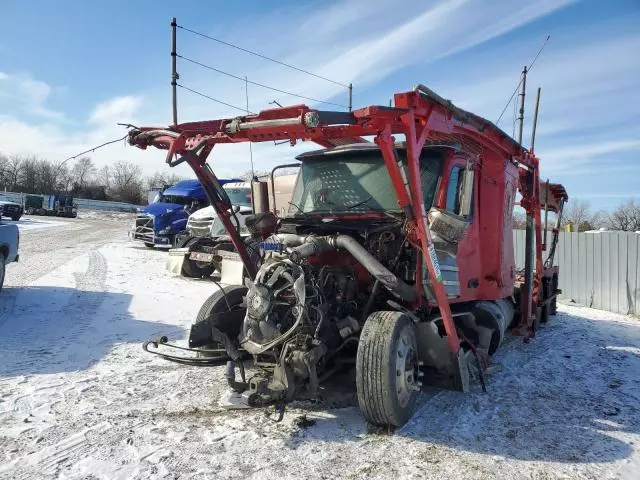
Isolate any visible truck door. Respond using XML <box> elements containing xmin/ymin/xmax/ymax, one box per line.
<box><xmin>426</xmin><ymin>154</ymin><xmax>476</xmax><ymax>300</ymax></box>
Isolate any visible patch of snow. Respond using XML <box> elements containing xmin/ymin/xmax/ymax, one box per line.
<box><xmin>76</xmin><ymin>209</ymin><xmax>135</xmax><ymax>221</ymax></box>
<box><xmin>0</xmin><ymin>238</ymin><xmax>639</xmax><ymax>479</ymax></box>
<box><xmin>11</xmin><ymin>217</ymin><xmax>69</xmax><ymax>231</ymax></box>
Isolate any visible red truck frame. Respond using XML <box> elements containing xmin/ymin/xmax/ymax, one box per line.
<box><xmin>128</xmin><ymin>84</ymin><xmax>567</xmax><ymax>362</ymax></box>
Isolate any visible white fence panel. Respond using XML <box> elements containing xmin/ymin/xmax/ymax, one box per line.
<box><xmin>514</xmin><ymin>230</ymin><xmax>640</xmax><ymax>315</ymax></box>
<box><xmin>0</xmin><ymin>191</ymin><xmax>142</xmax><ymax>212</ymax></box>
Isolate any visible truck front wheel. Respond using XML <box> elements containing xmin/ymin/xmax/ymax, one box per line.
<box><xmin>356</xmin><ymin>311</ymin><xmax>421</xmax><ymax>427</ymax></box>
<box><xmin>194</xmin><ymin>285</ymin><xmax>247</xmax><ymax>359</ymax></box>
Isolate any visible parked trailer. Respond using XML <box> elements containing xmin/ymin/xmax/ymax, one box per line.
<box><xmin>24</xmin><ymin>194</ymin><xmax>45</xmax><ymax>215</ymax></box>
<box><xmin>49</xmin><ymin>195</ymin><xmax>77</xmax><ymax>218</ymax></box>
<box><xmin>128</xmin><ymin>83</ymin><xmax>567</xmax><ymax>428</ymax></box>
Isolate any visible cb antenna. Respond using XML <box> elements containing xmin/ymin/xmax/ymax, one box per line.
<box><xmin>495</xmin><ymin>35</ymin><xmax>551</xmax><ymax>128</ymax></box>
<box><xmin>530</xmin><ymin>87</ymin><xmax>542</xmax><ymax>153</ymax></box>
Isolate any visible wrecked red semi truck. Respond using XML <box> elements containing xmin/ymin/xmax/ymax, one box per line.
<box><xmin>128</xmin><ymin>84</ymin><xmax>568</xmax><ymax>427</ymax></box>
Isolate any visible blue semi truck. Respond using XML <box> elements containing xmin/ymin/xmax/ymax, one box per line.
<box><xmin>130</xmin><ymin>178</ymin><xmax>240</xmax><ymax>248</ymax></box>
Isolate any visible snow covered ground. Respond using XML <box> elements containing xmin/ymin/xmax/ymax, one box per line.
<box><xmin>9</xmin><ymin>217</ymin><xmax>70</xmax><ymax>232</ymax></box>
<box><xmin>0</xmin><ymin>219</ymin><xmax>639</xmax><ymax>479</ymax></box>
<box><xmin>76</xmin><ymin>210</ymin><xmax>136</xmax><ymax>221</ymax></box>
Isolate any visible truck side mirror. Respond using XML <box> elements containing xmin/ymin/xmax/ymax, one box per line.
<box><xmin>459</xmin><ymin>160</ymin><xmax>474</xmax><ymax>218</ymax></box>
<box><xmin>232</xmin><ymin>205</ymin><xmax>241</xmax><ymax>213</ymax></box>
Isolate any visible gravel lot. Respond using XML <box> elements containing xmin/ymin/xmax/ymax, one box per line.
<box><xmin>0</xmin><ymin>213</ymin><xmax>638</xmax><ymax>479</ymax></box>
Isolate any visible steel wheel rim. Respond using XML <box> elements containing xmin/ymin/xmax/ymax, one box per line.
<box><xmin>395</xmin><ymin>327</ymin><xmax>418</xmax><ymax>408</ymax></box>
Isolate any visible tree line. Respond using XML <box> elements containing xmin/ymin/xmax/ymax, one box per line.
<box><xmin>4</xmin><ymin>153</ymin><xmax>636</xmax><ymax>229</ymax></box>
<box><xmin>513</xmin><ymin>199</ymin><xmax>640</xmax><ymax>232</ymax></box>
<box><xmin>0</xmin><ymin>153</ymin><xmax>184</xmax><ymax>205</ymax></box>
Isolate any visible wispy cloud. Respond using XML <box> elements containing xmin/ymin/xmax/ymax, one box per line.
<box><xmin>177</xmin><ymin>0</ymin><xmax>576</xmax><ymax>120</ymax></box>
<box><xmin>541</xmin><ymin>139</ymin><xmax>640</xmax><ymax>162</ymax></box>
<box><xmin>0</xmin><ymin>71</ymin><xmax>63</xmax><ymax>120</ymax></box>
<box><xmin>88</xmin><ymin>95</ymin><xmax>144</xmax><ymax>126</ymax></box>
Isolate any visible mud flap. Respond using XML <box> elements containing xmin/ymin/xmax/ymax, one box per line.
<box><xmin>452</xmin><ymin>349</ymin><xmax>470</xmax><ymax>393</ymax></box>
<box><xmin>188</xmin><ymin>309</ymin><xmax>246</xmax><ymax>351</ymax></box>
<box><xmin>166</xmin><ymin>247</ymin><xmax>189</xmax><ymax>275</ymax></box>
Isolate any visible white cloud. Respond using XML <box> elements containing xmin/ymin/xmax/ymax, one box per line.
<box><xmin>0</xmin><ymin>71</ymin><xmax>62</xmax><ymax>119</ymax></box>
<box><xmin>88</xmin><ymin>95</ymin><xmax>144</xmax><ymax>126</ymax></box>
<box><xmin>539</xmin><ymin>140</ymin><xmax>640</xmax><ymax>165</ymax></box>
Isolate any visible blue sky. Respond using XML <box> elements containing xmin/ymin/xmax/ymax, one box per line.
<box><xmin>0</xmin><ymin>0</ymin><xmax>638</xmax><ymax>210</ymax></box>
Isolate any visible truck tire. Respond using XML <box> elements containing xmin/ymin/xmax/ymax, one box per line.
<box><xmin>144</xmin><ymin>243</ymin><xmax>155</xmax><ymax>248</ymax></box>
<box><xmin>194</xmin><ymin>285</ymin><xmax>247</xmax><ymax>358</ymax></box>
<box><xmin>356</xmin><ymin>311</ymin><xmax>420</xmax><ymax>427</ymax></box>
<box><xmin>11</xmin><ymin>215</ymin><xmax>21</xmax><ymax>221</ymax></box>
<box><xmin>0</xmin><ymin>254</ymin><xmax>5</xmax><ymax>292</ymax></box>
<box><xmin>180</xmin><ymin>237</ymin><xmax>217</xmax><ymax>278</ymax></box>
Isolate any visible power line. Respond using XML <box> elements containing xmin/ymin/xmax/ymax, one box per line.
<box><xmin>177</xmin><ymin>83</ymin><xmax>256</xmax><ymax>114</ymax></box>
<box><xmin>177</xmin><ymin>54</ymin><xmax>348</xmax><ymax>109</ymax></box>
<box><xmin>56</xmin><ymin>134</ymin><xmax>129</xmax><ymax>171</ymax></box>
<box><xmin>176</xmin><ymin>24</ymin><xmax>349</xmax><ymax>88</ymax></box>
<box><xmin>495</xmin><ymin>35</ymin><xmax>551</xmax><ymax>127</ymax></box>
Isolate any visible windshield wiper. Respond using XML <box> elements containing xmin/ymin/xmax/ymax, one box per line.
<box><xmin>288</xmin><ymin>201</ymin><xmax>304</xmax><ymax>214</ymax></box>
<box><xmin>346</xmin><ymin>196</ymin><xmax>373</xmax><ymax>210</ymax></box>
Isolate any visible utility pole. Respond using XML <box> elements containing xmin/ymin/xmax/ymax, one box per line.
<box><xmin>516</xmin><ymin>65</ymin><xmax>527</xmax><ymax>145</ymax></box>
<box><xmin>245</xmin><ymin>76</ymin><xmax>255</xmax><ymax>181</ymax></box>
<box><xmin>171</xmin><ymin>17</ymin><xmax>178</xmax><ymax>127</ymax></box>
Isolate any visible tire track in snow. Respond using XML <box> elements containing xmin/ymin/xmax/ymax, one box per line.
<box><xmin>0</xmin><ymin>251</ymin><xmax>108</xmax><ymax>376</ymax></box>
<box><xmin>0</xmin><ymin>421</ymin><xmax>111</xmax><ymax>479</ymax></box>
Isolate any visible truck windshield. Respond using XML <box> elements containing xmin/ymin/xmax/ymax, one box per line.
<box><xmin>155</xmin><ymin>194</ymin><xmax>190</xmax><ymax>205</ymax></box>
<box><xmin>224</xmin><ymin>187</ymin><xmax>252</xmax><ymax>207</ymax></box>
<box><xmin>286</xmin><ymin>149</ymin><xmax>444</xmax><ymax>216</ymax></box>
<box><xmin>211</xmin><ymin>216</ymin><xmax>249</xmax><ymax>236</ymax></box>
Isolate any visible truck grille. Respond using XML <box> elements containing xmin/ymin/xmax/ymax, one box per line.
<box><xmin>188</xmin><ymin>217</ymin><xmax>214</xmax><ymax>238</ymax></box>
<box><xmin>133</xmin><ymin>215</ymin><xmax>155</xmax><ymax>242</ymax></box>
<box><xmin>1</xmin><ymin>204</ymin><xmax>21</xmax><ymax>217</ymax></box>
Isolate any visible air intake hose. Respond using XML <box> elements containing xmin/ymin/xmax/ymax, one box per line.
<box><xmin>283</xmin><ymin>234</ymin><xmax>415</xmax><ymax>302</ymax></box>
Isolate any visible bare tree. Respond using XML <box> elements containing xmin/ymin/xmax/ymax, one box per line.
<box><xmin>607</xmin><ymin>200</ymin><xmax>640</xmax><ymax>231</ymax></box>
<box><xmin>145</xmin><ymin>171</ymin><xmax>184</xmax><ymax>190</ymax></box>
<box><xmin>5</xmin><ymin>155</ymin><xmax>24</xmax><ymax>191</ymax></box>
<box><xmin>239</xmin><ymin>169</ymin><xmax>270</xmax><ymax>181</ymax></box>
<box><xmin>98</xmin><ymin>165</ymin><xmax>111</xmax><ymax>190</ymax></box>
<box><xmin>55</xmin><ymin>163</ymin><xmax>73</xmax><ymax>193</ymax></box>
<box><xmin>71</xmin><ymin>157</ymin><xmax>96</xmax><ymax>190</ymax></box>
<box><xmin>37</xmin><ymin>160</ymin><xmax>60</xmax><ymax>193</ymax></box>
<box><xmin>0</xmin><ymin>153</ymin><xmax>8</xmax><ymax>188</ymax></box>
<box><xmin>110</xmin><ymin>160</ymin><xmax>144</xmax><ymax>204</ymax></box>
<box><xmin>562</xmin><ymin>200</ymin><xmax>606</xmax><ymax>232</ymax></box>
<box><xmin>18</xmin><ymin>156</ymin><xmax>40</xmax><ymax>192</ymax></box>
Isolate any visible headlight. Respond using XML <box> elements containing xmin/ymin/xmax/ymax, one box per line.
<box><xmin>159</xmin><ymin>226</ymin><xmax>172</xmax><ymax>234</ymax></box>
